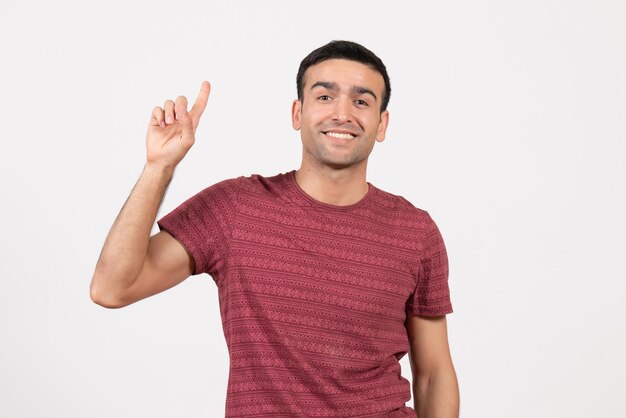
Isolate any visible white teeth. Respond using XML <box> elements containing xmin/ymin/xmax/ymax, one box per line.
<box><xmin>326</xmin><ymin>131</ymin><xmax>355</xmax><ymax>140</ymax></box>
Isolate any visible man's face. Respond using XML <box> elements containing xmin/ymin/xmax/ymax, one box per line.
<box><xmin>291</xmin><ymin>59</ymin><xmax>389</xmax><ymax>171</ymax></box>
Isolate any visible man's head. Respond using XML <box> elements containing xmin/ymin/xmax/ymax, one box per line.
<box><xmin>291</xmin><ymin>41</ymin><xmax>391</xmax><ymax>172</ymax></box>
<box><xmin>296</xmin><ymin>40</ymin><xmax>391</xmax><ymax>113</ymax></box>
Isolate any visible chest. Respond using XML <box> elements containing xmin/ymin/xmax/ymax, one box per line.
<box><xmin>227</xmin><ymin>204</ymin><xmax>420</xmax><ymax>323</ymax></box>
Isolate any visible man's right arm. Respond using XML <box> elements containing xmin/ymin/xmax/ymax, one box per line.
<box><xmin>89</xmin><ymin>81</ymin><xmax>211</xmax><ymax>308</ymax></box>
<box><xmin>89</xmin><ymin>164</ymin><xmax>193</xmax><ymax>308</ymax></box>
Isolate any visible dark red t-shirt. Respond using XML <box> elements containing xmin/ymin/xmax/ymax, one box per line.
<box><xmin>157</xmin><ymin>169</ymin><xmax>453</xmax><ymax>417</ymax></box>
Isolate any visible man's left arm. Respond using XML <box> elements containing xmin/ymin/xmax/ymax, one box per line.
<box><xmin>405</xmin><ymin>313</ymin><xmax>459</xmax><ymax>418</ymax></box>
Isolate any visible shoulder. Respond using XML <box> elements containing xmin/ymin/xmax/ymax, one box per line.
<box><xmin>237</xmin><ymin>171</ymin><xmax>293</xmax><ymax>198</ymax></box>
<box><xmin>370</xmin><ymin>185</ymin><xmax>433</xmax><ymax>229</ymax></box>
<box><xmin>200</xmin><ymin>175</ymin><xmax>241</xmax><ymax>192</ymax></box>
<box><xmin>189</xmin><ymin>175</ymin><xmax>242</xmax><ymax>205</ymax></box>
<box><xmin>188</xmin><ymin>172</ymin><xmax>294</xmax><ymax>211</ymax></box>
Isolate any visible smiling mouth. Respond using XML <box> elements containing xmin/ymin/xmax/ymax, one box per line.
<box><xmin>324</xmin><ymin>131</ymin><xmax>356</xmax><ymax>140</ymax></box>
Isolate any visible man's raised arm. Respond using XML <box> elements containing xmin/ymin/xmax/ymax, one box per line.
<box><xmin>89</xmin><ymin>81</ymin><xmax>211</xmax><ymax>308</ymax></box>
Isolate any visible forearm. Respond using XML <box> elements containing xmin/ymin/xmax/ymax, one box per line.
<box><xmin>413</xmin><ymin>367</ymin><xmax>459</xmax><ymax>418</ymax></box>
<box><xmin>90</xmin><ymin>163</ymin><xmax>174</xmax><ymax>306</ymax></box>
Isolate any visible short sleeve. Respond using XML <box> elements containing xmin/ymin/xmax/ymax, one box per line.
<box><xmin>156</xmin><ymin>177</ymin><xmax>240</xmax><ymax>278</ymax></box>
<box><xmin>406</xmin><ymin>212</ymin><xmax>453</xmax><ymax>316</ymax></box>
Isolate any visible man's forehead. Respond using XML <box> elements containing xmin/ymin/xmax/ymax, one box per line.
<box><xmin>303</xmin><ymin>59</ymin><xmax>384</xmax><ymax>90</ymax></box>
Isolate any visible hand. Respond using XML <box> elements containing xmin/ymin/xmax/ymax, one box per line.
<box><xmin>145</xmin><ymin>80</ymin><xmax>211</xmax><ymax>171</ymax></box>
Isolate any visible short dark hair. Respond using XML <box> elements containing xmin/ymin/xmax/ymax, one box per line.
<box><xmin>296</xmin><ymin>40</ymin><xmax>391</xmax><ymax>112</ymax></box>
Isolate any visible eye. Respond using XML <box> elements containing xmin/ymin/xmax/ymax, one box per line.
<box><xmin>355</xmin><ymin>99</ymin><xmax>369</xmax><ymax>106</ymax></box>
<box><xmin>318</xmin><ymin>95</ymin><xmax>332</xmax><ymax>101</ymax></box>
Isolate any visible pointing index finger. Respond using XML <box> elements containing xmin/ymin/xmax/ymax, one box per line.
<box><xmin>189</xmin><ymin>80</ymin><xmax>211</xmax><ymax>126</ymax></box>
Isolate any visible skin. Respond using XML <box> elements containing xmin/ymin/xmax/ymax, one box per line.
<box><xmin>91</xmin><ymin>62</ymin><xmax>459</xmax><ymax>417</ymax></box>
<box><xmin>291</xmin><ymin>59</ymin><xmax>389</xmax><ymax>206</ymax></box>
<box><xmin>406</xmin><ymin>314</ymin><xmax>460</xmax><ymax>417</ymax></box>
<box><xmin>90</xmin><ymin>82</ymin><xmax>210</xmax><ymax>308</ymax></box>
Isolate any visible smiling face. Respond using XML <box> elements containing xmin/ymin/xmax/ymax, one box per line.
<box><xmin>291</xmin><ymin>59</ymin><xmax>389</xmax><ymax>172</ymax></box>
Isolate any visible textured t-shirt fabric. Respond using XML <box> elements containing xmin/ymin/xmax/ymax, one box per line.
<box><xmin>157</xmin><ymin>169</ymin><xmax>453</xmax><ymax>417</ymax></box>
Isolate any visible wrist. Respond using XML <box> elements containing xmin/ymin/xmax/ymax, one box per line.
<box><xmin>143</xmin><ymin>162</ymin><xmax>175</xmax><ymax>182</ymax></box>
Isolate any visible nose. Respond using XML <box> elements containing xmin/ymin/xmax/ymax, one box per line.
<box><xmin>332</xmin><ymin>96</ymin><xmax>352</xmax><ymax>124</ymax></box>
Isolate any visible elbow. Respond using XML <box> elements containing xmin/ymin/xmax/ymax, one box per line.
<box><xmin>89</xmin><ymin>274</ymin><xmax>127</xmax><ymax>309</ymax></box>
<box><xmin>91</xmin><ymin>295</ymin><xmax>125</xmax><ymax>309</ymax></box>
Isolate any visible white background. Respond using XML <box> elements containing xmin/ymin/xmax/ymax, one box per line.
<box><xmin>1</xmin><ymin>1</ymin><xmax>625</xmax><ymax>417</ymax></box>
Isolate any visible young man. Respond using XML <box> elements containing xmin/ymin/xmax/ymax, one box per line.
<box><xmin>90</xmin><ymin>40</ymin><xmax>459</xmax><ymax>417</ymax></box>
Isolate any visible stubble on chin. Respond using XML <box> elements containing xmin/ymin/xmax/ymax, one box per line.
<box><xmin>314</xmin><ymin>141</ymin><xmax>363</xmax><ymax>169</ymax></box>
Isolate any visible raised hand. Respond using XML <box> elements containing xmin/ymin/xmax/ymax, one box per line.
<box><xmin>146</xmin><ymin>80</ymin><xmax>211</xmax><ymax>171</ymax></box>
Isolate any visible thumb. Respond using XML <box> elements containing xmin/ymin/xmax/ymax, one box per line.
<box><xmin>177</xmin><ymin>104</ymin><xmax>195</xmax><ymax>146</ymax></box>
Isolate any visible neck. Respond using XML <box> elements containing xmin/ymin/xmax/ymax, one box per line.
<box><xmin>294</xmin><ymin>164</ymin><xmax>369</xmax><ymax>206</ymax></box>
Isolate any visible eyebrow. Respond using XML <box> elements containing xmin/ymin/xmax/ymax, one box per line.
<box><xmin>310</xmin><ymin>81</ymin><xmax>378</xmax><ymax>101</ymax></box>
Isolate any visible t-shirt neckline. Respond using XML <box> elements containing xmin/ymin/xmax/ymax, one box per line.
<box><xmin>286</xmin><ymin>169</ymin><xmax>374</xmax><ymax>211</ymax></box>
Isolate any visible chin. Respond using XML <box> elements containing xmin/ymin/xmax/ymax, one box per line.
<box><xmin>318</xmin><ymin>155</ymin><xmax>362</xmax><ymax>169</ymax></box>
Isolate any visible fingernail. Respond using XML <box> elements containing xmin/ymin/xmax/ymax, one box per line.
<box><xmin>167</xmin><ymin>116</ymin><xmax>173</xmax><ymax>123</ymax></box>
<box><xmin>160</xmin><ymin>121</ymin><xmax>165</xmax><ymax>127</ymax></box>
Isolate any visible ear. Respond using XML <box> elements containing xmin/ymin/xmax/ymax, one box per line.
<box><xmin>376</xmin><ymin>110</ymin><xmax>389</xmax><ymax>142</ymax></box>
<box><xmin>291</xmin><ymin>99</ymin><xmax>302</xmax><ymax>130</ymax></box>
